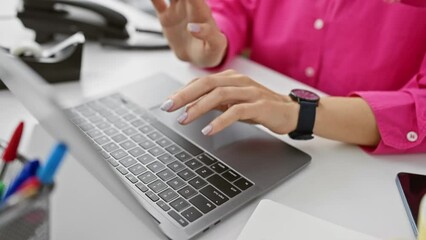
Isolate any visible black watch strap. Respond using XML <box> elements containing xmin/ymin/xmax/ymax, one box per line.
<box><xmin>288</xmin><ymin>101</ymin><xmax>317</xmax><ymax>140</ymax></box>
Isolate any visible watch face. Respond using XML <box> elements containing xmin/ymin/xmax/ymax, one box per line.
<box><xmin>291</xmin><ymin>89</ymin><xmax>320</xmax><ymax>102</ymax></box>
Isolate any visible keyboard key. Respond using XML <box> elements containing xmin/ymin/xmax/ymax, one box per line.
<box><xmin>137</xmin><ymin>154</ymin><xmax>155</xmax><ymax>165</ymax></box>
<box><xmin>196</xmin><ymin>154</ymin><xmax>217</xmax><ymax>166</ymax></box>
<box><xmin>123</xmin><ymin>113</ymin><xmax>136</xmax><ymax>121</ymax></box>
<box><xmin>99</xmin><ymin>149</ymin><xmax>110</xmax><ymax>158</ymax></box>
<box><xmin>96</xmin><ymin>121</ymin><xmax>110</xmax><ymax>130</ymax></box>
<box><xmin>157</xmin><ymin>169</ymin><xmax>175</xmax><ymax>181</ymax></box>
<box><xmin>145</xmin><ymin>191</ymin><xmax>159</xmax><ymax>202</ymax></box>
<box><xmin>168</xmin><ymin>210</ymin><xmax>188</xmax><ymax>227</ymax></box>
<box><xmin>189</xmin><ymin>195</ymin><xmax>216</xmax><ymax>214</ymax></box>
<box><xmin>181</xmin><ymin>207</ymin><xmax>203</xmax><ymax>223</ymax></box>
<box><xmin>119</xmin><ymin>156</ymin><xmax>137</xmax><ymax>167</ymax></box>
<box><xmin>165</xmin><ymin>144</ymin><xmax>181</xmax><ymax>155</ymax></box>
<box><xmin>158</xmin><ymin>188</ymin><xmax>179</xmax><ymax>202</ymax></box>
<box><xmin>104</xmin><ymin>127</ymin><xmax>119</xmax><ymax>136</ymax></box>
<box><xmin>147</xmin><ymin>131</ymin><xmax>162</xmax><ymax>141</ymax></box>
<box><xmin>148</xmin><ymin>146</ymin><xmax>165</xmax><ymax>157</ymax></box>
<box><xmin>115</xmin><ymin>108</ymin><xmax>128</xmax><ymax>115</ymax></box>
<box><xmin>138</xmin><ymin>172</ymin><xmax>157</xmax><ymax>184</ymax></box>
<box><xmin>88</xmin><ymin>115</ymin><xmax>103</xmax><ymax>123</ymax></box>
<box><xmin>210</xmin><ymin>162</ymin><xmax>229</xmax><ymax>174</ymax></box>
<box><xmin>178</xmin><ymin>186</ymin><xmax>197</xmax><ymax>199</ymax></box>
<box><xmin>147</xmin><ymin>161</ymin><xmax>165</xmax><ymax>173</ymax></box>
<box><xmin>178</xmin><ymin>169</ymin><xmax>196</xmax><ymax>181</ymax></box>
<box><xmin>157</xmin><ymin>153</ymin><xmax>175</xmax><ymax>164</ymax></box>
<box><xmin>105</xmin><ymin>115</ymin><xmax>121</xmax><ymax>123</ymax></box>
<box><xmin>139</xmin><ymin>125</ymin><xmax>154</xmax><ymax>134</ymax></box>
<box><xmin>131</xmin><ymin>134</ymin><xmax>147</xmax><ymax>143</ymax></box>
<box><xmin>157</xmin><ymin>200</ymin><xmax>171</xmax><ymax>211</ymax></box>
<box><xmin>111</xmin><ymin>133</ymin><xmax>127</xmax><ymax>143</ymax></box>
<box><xmin>168</xmin><ymin>161</ymin><xmax>185</xmax><ymax>172</ymax></box>
<box><xmin>87</xmin><ymin>129</ymin><xmax>102</xmax><ymax>138</ymax></box>
<box><xmin>79</xmin><ymin>123</ymin><xmax>94</xmax><ymax>132</ymax></box>
<box><xmin>131</xmin><ymin>119</ymin><xmax>145</xmax><ymax>128</ymax></box>
<box><xmin>106</xmin><ymin>158</ymin><xmax>118</xmax><ymax>167</ymax></box>
<box><xmin>207</xmin><ymin>174</ymin><xmax>241</xmax><ymax>198</ymax></box>
<box><xmin>148</xmin><ymin>179</ymin><xmax>168</xmax><ymax>193</ymax></box>
<box><xmin>114</xmin><ymin>121</ymin><xmax>129</xmax><ymax>130</ymax></box>
<box><xmin>126</xmin><ymin>174</ymin><xmax>138</xmax><ymax>183</ymax></box>
<box><xmin>94</xmin><ymin>135</ymin><xmax>109</xmax><ymax>145</ymax></box>
<box><xmin>122</xmin><ymin>127</ymin><xmax>137</xmax><ymax>136</ymax></box>
<box><xmin>222</xmin><ymin>170</ymin><xmax>241</xmax><ymax>182</ymax></box>
<box><xmin>111</xmin><ymin>149</ymin><xmax>128</xmax><ymax>160</ymax></box>
<box><xmin>188</xmin><ymin>177</ymin><xmax>207</xmax><ymax>190</ymax></box>
<box><xmin>151</xmin><ymin>121</ymin><xmax>203</xmax><ymax>156</ymax></box>
<box><xmin>102</xmin><ymin>142</ymin><xmax>119</xmax><ymax>152</ymax></box>
<box><xmin>175</xmin><ymin>151</ymin><xmax>192</xmax><ymax>162</ymax></box>
<box><xmin>185</xmin><ymin>159</ymin><xmax>202</xmax><ymax>170</ymax></box>
<box><xmin>128</xmin><ymin>163</ymin><xmax>147</xmax><ymax>175</ymax></box>
<box><xmin>170</xmin><ymin>197</ymin><xmax>190</xmax><ymax>212</ymax></box>
<box><xmin>234</xmin><ymin>178</ymin><xmax>253</xmax><ymax>191</ymax></box>
<box><xmin>117</xmin><ymin>166</ymin><xmax>128</xmax><ymax>175</ymax></box>
<box><xmin>196</xmin><ymin>166</ymin><xmax>214</xmax><ymax>178</ymax></box>
<box><xmin>128</xmin><ymin>147</ymin><xmax>145</xmax><ymax>157</ymax></box>
<box><xmin>200</xmin><ymin>185</ymin><xmax>229</xmax><ymax>206</ymax></box>
<box><xmin>120</xmin><ymin>140</ymin><xmax>136</xmax><ymax>150</ymax></box>
<box><xmin>139</xmin><ymin>139</ymin><xmax>155</xmax><ymax>149</ymax></box>
<box><xmin>167</xmin><ymin>177</ymin><xmax>186</xmax><ymax>190</ymax></box>
<box><xmin>156</xmin><ymin>138</ymin><xmax>172</xmax><ymax>148</ymax></box>
<box><xmin>135</xmin><ymin>182</ymin><xmax>148</xmax><ymax>192</ymax></box>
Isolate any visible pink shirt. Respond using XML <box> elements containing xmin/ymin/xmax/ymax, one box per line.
<box><xmin>207</xmin><ymin>0</ymin><xmax>426</xmax><ymax>154</ymax></box>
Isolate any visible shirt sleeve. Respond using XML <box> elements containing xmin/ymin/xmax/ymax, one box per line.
<box><xmin>351</xmin><ymin>53</ymin><xmax>426</xmax><ymax>154</ymax></box>
<box><xmin>206</xmin><ymin>0</ymin><xmax>258</xmax><ymax>69</ymax></box>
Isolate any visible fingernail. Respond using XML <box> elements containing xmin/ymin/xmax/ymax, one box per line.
<box><xmin>177</xmin><ymin>112</ymin><xmax>188</xmax><ymax>124</ymax></box>
<box><xmin>187</xmin><ymin>23</ymin><xmax>201</xmax><ymax>33</ymax></box>
<box><xmin>201</xmin><ymin>124</ymin><xmax>212</xmax><ymax>135</ymax></box>
<box><xmin>160</xmin><ymin>99</ymin><xmax>174</xmax><ymax>111</ymax></box>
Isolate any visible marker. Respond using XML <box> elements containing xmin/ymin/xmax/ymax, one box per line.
<box><xmin>0</xmin><ymin>122</ymin><xmax>24</xmax><ymax>180</ymax></box>
<box><xmin>2</xmin><ymin>160</ymin><xmax>40</xmax><ymax>201</ymax></box>
<box><xmin>37</xmin><ymin>143</ymin><xmax>67</xmax><ymax>184</ymax></box>
<box><xmin>0</xmin><ymin>181</ymin><xmax>4</xmax><ymax>199</ymax></box>
<box><xmin>2</xmin><ymin>177</ymin><xmax>41</xmax><ymax>207</ymax></box>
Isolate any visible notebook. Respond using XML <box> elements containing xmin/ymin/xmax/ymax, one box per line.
<box><xmin>237</xmin><ymin>199</ymin><xmax>381</xmax><ymax>240</ymax></box>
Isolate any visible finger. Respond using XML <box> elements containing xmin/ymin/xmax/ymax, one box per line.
<box><xmin>186</xmin><ymin>0</ymin><xmax>212</xmax><ymax>22</ymax></box>
<box><xmin>202</xmin><ymin>103</ymin><xmax>258</xmax><ymax>136</ymax></box>
<box><xmin>164</xmin><ymin>71</ymin><xmax>247</xmax><ymax>112</ymax></box>
<box><xmin>180</xmin><ymin>87</ymin><xmax>257</xmax><ymax>124</ymax></box>
<box><xmin>151</xmin><ymin>0</ymin><xmax>168</xmax><ymax>13</ymax></box>
<box><xmin>187</xmin><ymin>22</ymin><xmax>226</xmax><ymax>49</ymax></box>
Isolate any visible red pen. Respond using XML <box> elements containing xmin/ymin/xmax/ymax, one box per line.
<box><xmin>0</xmin><ymin>122</ymin><xmax>24</xmax><ymax>180</ymax></box>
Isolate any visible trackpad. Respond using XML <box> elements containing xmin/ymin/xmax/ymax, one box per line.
<box><xmin>150</xmin><ymin>107</ymin><xmax>311</xmax><ymax>189</ymax></box>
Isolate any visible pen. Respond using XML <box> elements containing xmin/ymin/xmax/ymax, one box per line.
<box><xmin>2</xmin><ymin>177</ymin><xmax>41</xmax><ymax>207</ymax></box>
<box><xmin>0</xmin><ymin>122</ymin><xmax>24</xmax><ymax>180</ymax></box>
<box><xmin>2</xmin><ymin>159</ymin><xmax>40</xmax><ymax>201</ymax></box>
<box><xmin>37</xmin><ymin>142</ymin><xmax>67</xmax><ymax>184</ymax></box>
<box><xmin>0</xmin><ymin>181</ymin><xmax>4</xmax><ymax>199</ymax></box>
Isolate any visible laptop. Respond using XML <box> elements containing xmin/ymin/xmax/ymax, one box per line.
<box><xmin>0</xmin><ymin>50</ymin><xmax>311</xmax><ymax>240</ymax></box>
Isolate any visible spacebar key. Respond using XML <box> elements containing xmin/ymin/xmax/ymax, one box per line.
<box><xmin>151</xmin><ymin>121</ymin><xmax>203</xmax><ymax>156</ymax></box>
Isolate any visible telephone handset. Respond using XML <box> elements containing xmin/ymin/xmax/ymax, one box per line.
<box><xmin>18</xmin><ymin>0</ymin><xmax>130</xmax><ymax>43</ymax></box>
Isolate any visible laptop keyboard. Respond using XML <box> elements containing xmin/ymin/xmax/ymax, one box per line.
<box><xmin>67</xmin><ymin>94</ymin><xmax>254</xmax><ymax>227</ymax></box>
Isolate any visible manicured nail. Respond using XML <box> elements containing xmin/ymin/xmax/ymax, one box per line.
<box><xmin>201</xmin><ymin>124</ymin><xmax>212</xmax><ymax>135</ymax></box>
<box><xmin>160</xmin><ymin>99</ymin><xmax>174</xmax><ymax>111</ymax></box>
<box><xmin>177</xmin><ymin>112</ymin><xmax>188</xmax><ymax>124</ymax></box>
<box><xmin>187</xmin><ymin>23</ymin><xmax>201</xmax><ymax>33</ymax></box>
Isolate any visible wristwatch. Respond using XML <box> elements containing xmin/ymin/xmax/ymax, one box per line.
<box><xmin>288</xmin><ymin>89</ymin><xmax>320</xmax><ymax>140</ymax></box>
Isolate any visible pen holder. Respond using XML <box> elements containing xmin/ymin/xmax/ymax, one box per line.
<box><xmin>0</xmin><ymin>142</ymin><xmax>52</xmax><ymax>240</ymax></box>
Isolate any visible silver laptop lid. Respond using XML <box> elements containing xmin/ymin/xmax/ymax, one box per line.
<box><xmin>0</xmin><ymin>50</ymin><xmax>149</xmax><ymax>222</ymax></box>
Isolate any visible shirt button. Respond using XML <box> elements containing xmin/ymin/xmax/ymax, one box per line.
<box><xmin>406</xmin><ymin>131</ymin><xmax>418</xmax><ymax>142</ymax></box>
<box><xmin>314</xmin><ymin>19</ymin><xmax>324</xmax><ymax>30</ymax></box>
<box><xmin>305</xmin><ymin>67</ymin><xmax>315</xmax><ymax>77</ymax></box>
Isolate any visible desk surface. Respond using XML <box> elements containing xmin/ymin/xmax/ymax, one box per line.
<box><xmin>1</xmin><ymin>2</ymin><xmax>425</xmax><ymax>240</ymax></box>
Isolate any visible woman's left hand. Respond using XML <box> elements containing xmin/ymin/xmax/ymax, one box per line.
<box><xmin>160</xmin><ymin>70</ymin><xmax>300</xmax><ymax>136</ymax></box>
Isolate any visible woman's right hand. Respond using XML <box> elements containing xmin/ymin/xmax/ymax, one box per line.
<box><xmin>151</xmin><ymin>0</ymin><xmax>228</xmax><ymax>68</ymax></box>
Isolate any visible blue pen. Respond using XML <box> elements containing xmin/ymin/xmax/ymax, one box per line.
<box><xmin>2</xmin><ymin>159</ymin><xmax>40</xmax><ymax>200</ymax></box>
<box><xmin>37</xmin><ymin>143</ymin><xmax>68</xmax><ymax>185</ymax></box>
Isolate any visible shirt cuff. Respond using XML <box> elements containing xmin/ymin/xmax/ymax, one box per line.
<box><xmin>351</xmin><ymin>91</ymin><xmax>426</xmax><ymax>154</ymax></box>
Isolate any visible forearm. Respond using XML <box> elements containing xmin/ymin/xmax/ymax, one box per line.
<box><xmin>313</xmin><ymin>97</ymin><xmax>381</xmax><ymax>146</ymax></box>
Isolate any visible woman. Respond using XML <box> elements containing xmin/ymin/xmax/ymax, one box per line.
<box><xmin>152</xmin><ymin>0</ymin><xmax>426</xmax><ymax>154</ymax></box>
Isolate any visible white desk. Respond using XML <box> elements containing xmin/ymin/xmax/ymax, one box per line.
<box><xmin>1</xmin><ymin>2</ymin><xmax>425</xmax><ymax>240</ymax></box>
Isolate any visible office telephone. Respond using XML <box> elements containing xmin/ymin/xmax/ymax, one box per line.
<box><xmin>17</xmin><ymin>0</ymin><xmax>168</xmax><ymax>49</ymax></box>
